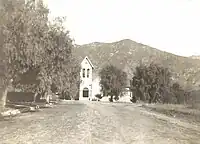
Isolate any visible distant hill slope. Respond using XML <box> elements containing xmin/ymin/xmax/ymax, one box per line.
<box><xmin>190</xmin><ymin>55</ymin><xmax>200</xmax><ymax>60</ymax></box>
<box><xmin>73</xmin><ymin>39</ymin><xmax>200</xmax><ymax>90</ymax></box>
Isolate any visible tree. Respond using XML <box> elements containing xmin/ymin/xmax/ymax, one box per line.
<box><xmin>53</xmin><ymin>55</ymin><xmax>80</xmax><ymax>100</ymax></box>
<box><xmin>0</xmin><ymin>0</ymin><xmax>51</xmax><ymax>100</ymax></box>
<box><xmin>0</xmin><ymin>0</ymin><xmax>80</xmax><ymax>110</ymax></box>
<box><xmin>38</xmin><ymin>16</ymin><xmax>80</xmax><ymax>100</ymax></box>
<box><xmin>131</xmin><ymin>63</ymin><xmax>172</xmax><ymax>103</ymax></box>
<box><xmin>171</xmin><ymin>82</ymin><xmax>189</xmax><ymax>104</ymax></box>
<box><xmin>0</xmin><ymin>0</ymin><xmax>32</xmax><ymax>110</ymax></box>
<box><xmin>99</xmin><ymin>65</ymin><xmax>127</xmax><ymax>102</ymax></box>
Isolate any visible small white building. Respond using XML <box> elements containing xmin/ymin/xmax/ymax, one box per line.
<box><xmin>79</xmin><ymin>56</ymin><xmax>95</xmax><ymax>100</ymax></box>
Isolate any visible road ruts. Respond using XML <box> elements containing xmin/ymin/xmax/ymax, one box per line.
<box><xmin>0</xmin><ymin>101</ymin><xmax>199</xmax><ymax>144</ymax></box>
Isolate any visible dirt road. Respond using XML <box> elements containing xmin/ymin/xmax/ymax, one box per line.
<box><xmin>0</xmin><ymin>101</ymin><xmax>200</xmax><ymax>144</ymax></box>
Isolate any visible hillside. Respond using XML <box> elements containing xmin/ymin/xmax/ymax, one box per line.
<box><xmin>73</xmin><ymin>39</ymin><xmax>200</xmax><ymax>90</ymax></box>
<box><xmin>190</xmin><ymin>55</ymin><xmax>200</xmax><ymax>60</ymax></box>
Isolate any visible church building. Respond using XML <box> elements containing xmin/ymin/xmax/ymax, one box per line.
<box><xmin>78</xmin><ymin>56</ymin><xmax>131</xmax><ymax>101</ymax></box>
<box><xmin>79</xmin><ymin>56</ymin><xmax>95</xmax><ymax>100</ymax></box>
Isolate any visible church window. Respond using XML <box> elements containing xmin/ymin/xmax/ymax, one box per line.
<box><xmin>83</xmin><ymin>68</ymin><xmax>85</xmax><ymax>78</ymax></box>
<box><xmin>87</xmin><ymin>69</ymin><xmax>90</xmax><ymax>78</ymax></box>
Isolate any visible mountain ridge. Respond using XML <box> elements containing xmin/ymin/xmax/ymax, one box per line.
<box><xmin>73</xmin><ymin>39</ymin><xmax>200</xmax><ymax>90</ymax></box>
<box><xmin>75</xmin><ymin>39</ymin><xmax>192</xmax><ymax>58</ymax></box>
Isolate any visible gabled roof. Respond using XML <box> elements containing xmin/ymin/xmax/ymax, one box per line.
<box><xmin>82</xmin><ymin>56</ymin><xmax>94</xmax><ymax>69</ymax></box>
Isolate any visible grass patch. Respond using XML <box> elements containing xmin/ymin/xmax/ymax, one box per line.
<box><xmin>143</xmin><ymin>104</ymin><xmax>200</xmax><ymax>124</ymax></box>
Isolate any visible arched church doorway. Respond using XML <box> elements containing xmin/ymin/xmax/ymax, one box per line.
<box><xmin>83</xmin><ymin>87</ymin><xmax>89</xmax><ymax>97</ymax></box>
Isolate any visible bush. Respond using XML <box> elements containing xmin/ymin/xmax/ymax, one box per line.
<box><xmin>95</xmin><ymin>94</ymin><xmax>102</xmax><ymax>99</ymax></box>
<box><xmin>189</xmin><ymin>90</ymin><xmax>200</xmax><ymax>109</ymax></box>
<box><xmin>130</xmin><ymin>95</ymin><xmax>137</xmax><ymax>103</ymax></box>
<box><xmin>59</xmin><ymin>91</ymin><xmax>71</xmax><ymax>100</ymax></box>
<box><xmin>114</xmin><ymin>96</ymin><xmax>119</xmax><ymax>101</ymax></box>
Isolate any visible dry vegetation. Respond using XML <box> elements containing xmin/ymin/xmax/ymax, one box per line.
<box><xmin>142</xmin><ymin>104</ymin><xmax>200</xmax><ymax>124</ymax></box>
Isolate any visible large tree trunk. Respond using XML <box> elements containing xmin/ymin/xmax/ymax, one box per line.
<box><xmin>0</xmin><ymin>87</ymin><xmax>8</xmax><ymax>112</ymax></box>
<box><xmin>110</xmin><ymin>95</ymin><xmax>113</xmax><ymax>102</ymax></box>
<box><xmin>148</xmin><ymin>89</ymin><xmax>154</xmax><ymax>104</ymax></box>
<box><xmin>34</xmin><ymin>92</ymin><xmax>38</xmax><ymax>102</ymax></box>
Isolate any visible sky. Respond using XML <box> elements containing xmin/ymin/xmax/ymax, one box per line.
<box><xmin>45</xmin><ymin>0</ymin><xmax>200</xmax><ymax>57</ymax></box>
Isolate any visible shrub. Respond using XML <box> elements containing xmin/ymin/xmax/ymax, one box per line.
<box><xmin>114</xmin><ymin>96</ymin><xmax>119</xmax><ymax>101</ymax></box>
<box><xmin>95</xmin><ymin>94</ymin><xmax>102</xmax><ymax>99</ymax></box>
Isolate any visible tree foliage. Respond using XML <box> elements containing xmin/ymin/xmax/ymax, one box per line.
<box><xmin>130</xmin><ymin>63</ymin><xmax>173</xmax><ymax>103</ymax></box>
<box><xmin>171</xmin><ymin>82</ymin><xmax>190</xmax><ymax>104</ymax></box>
<box><xmin>130</xmin><ymin>63</ymin><xmax>190</xmax><ymax>104</ymax></box>
<box><xmin>99</xmin><ymin>65</ymin><xmax>127</xmax><ymax>102</ymax></box>
<box><xmin>0</xmin><ymin>0</ymin><xmax>80</xmax><ymax>109</ymax></box>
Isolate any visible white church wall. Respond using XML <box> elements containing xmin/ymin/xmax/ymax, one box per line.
<box><xmin>79</xmin><ymin>57</ymin><xmax>93</xmax><ymax>100</ymax></box>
